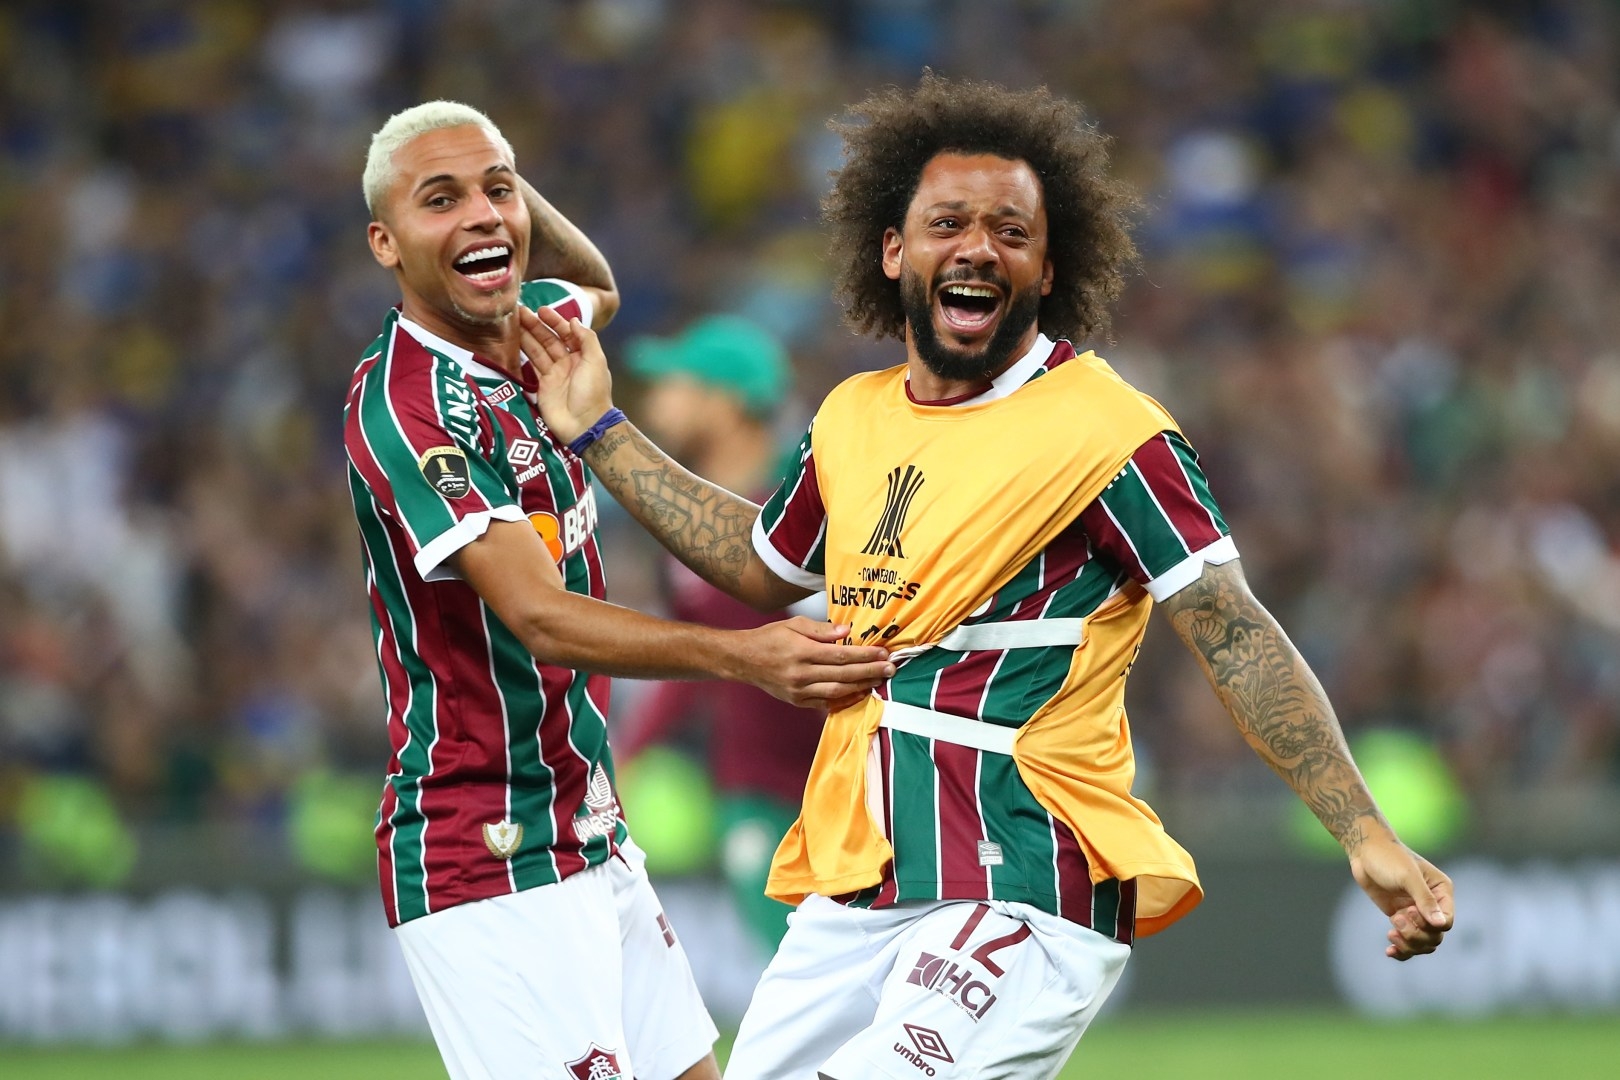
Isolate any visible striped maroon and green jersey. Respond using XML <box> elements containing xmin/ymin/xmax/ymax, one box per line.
<box><xmin>754</xmin><ymin>337</ymin><xmax>1235</xmax><ymax>943</ymax></box>
<box><xmin>344</xmin><ymin>279</ymin><xmax>628</xmax><ymax>928</ymax></box>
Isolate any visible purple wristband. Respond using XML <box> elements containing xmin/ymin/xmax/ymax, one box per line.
<box><xmin>567</xmin><ymin>407</ymin><xmax>627</xmax><ymax>456</ymax></box>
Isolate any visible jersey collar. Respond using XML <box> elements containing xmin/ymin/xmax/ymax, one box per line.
<box><xmin>905</xmin><ymin>333</ymin><xmax>1059</xmax><ymax>407</ymax></box>
<box><xmin>396</xmin><ymin>313</ymin><xmax>518</xmax><ymax>385</ymax></box>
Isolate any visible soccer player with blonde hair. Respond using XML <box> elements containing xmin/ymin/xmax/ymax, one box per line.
<box><xmin>344</xmin><ymin>100</ymin><xmax>893</xmax><ymax>1080</ymax></box>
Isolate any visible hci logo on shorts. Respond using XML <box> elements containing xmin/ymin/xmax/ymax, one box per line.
<box><xmin>892</xmin><ymin>1022</ymin><xmax>953</xmax><ymax>1075</ymax></box>
<box><xmin>566</xmin><ymin>1044</ymin><xmax>624</xmax><ymax>1080</ymax></box>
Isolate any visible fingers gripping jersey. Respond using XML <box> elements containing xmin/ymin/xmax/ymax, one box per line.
<box><xmin>344</xmin><ymin>280</ymin><xmax>627</xmax><ymax>927</ymax></box>
<box><xmin>754</xmin><ymin>336</ymin><xmax>1236</xmax><ymax>938</ymax></box>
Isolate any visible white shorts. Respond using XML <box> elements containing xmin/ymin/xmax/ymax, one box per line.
<box><xmin>395</xmin><ymin>844</ymin><xmax>718</xmax><ymax>1080</ymax></box>
<box><xmin>726</xmin><ymin>895</ymin><xmax>1130</xmax><ymax>1080</ymax></box>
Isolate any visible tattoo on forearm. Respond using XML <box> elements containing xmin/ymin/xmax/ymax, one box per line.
<box><xmin>1163</xmin><ymin>563</ymin><xmax>1382</xmax><ymax>852</ymax></box>
<box><xmin>587</xmin><ymin>426</ymin><xmax>759</xmax><ymax>590</ymax></box>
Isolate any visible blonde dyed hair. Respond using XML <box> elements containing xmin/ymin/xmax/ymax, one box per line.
<box><xmin>362</xmin><ymin>100</ymin><xmax>514</xmax><ymax>217</ymax></box>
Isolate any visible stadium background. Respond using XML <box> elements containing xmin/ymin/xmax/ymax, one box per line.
<box><xmin>1</xmin><ymin>0</ymin><xmax>1618</xmax><ymax>1073</ymax></box>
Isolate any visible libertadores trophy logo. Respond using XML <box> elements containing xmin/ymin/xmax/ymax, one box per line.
<box><xmin>861</xmin><ymin>464</ymin><xmax>925</xmax><ymax>558</ymax></box>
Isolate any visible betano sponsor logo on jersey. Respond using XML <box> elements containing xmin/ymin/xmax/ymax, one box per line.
<box><xmin>529</xmin><ymin>486</ymin><xmax>599</xmax><ymax>563</ymax></box>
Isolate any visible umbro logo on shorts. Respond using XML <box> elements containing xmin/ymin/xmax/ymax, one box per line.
<box><xmin>893</xmin><ymin>1022</ymin><xmax>953</xmax><ymax>1074</ymax></box>
<box><xmin>566</xmin><ymin>1044</ymin><xmax>624</xmax><ymax>1080</ymax></box>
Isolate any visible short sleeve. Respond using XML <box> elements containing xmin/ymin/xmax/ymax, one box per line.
<box><xmin>346</xmin><ymin>344</ymin><xmax>525</xmax><ymax>582</ymax></box>
<box><xmin>1079</xmin><ymin>430</ymin><xmax>1237</xmax><ymax>601</ymax></box>
<box><xmin>520</xmin><ymin>278</ymin><xmax>596</xmax><ymax>329</ymax></box>
<box><xmin>751</xmin><ymin>421</ymin><xmax>827</xmax><ymax>591</ymax></box>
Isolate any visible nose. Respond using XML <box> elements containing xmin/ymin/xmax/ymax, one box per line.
<box><xmin>952</xmin><ymin>221</ymin><xmax>998</xmax><ymax>270</ymax></box>
<box><xmin>464</xmin><ymin>190</ymin><xmax>503</xmax><ymax>231</ymax></box>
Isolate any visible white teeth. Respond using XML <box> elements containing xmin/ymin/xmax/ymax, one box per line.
<box><xmin>456</xmin><ymin>245</ymin><xmax>510</xmax><ymax>265</ymax></box>
<box><xmin>942</xmin><ymin>285</ymin><xmax>997</xmax><ymax>299</ymax></box>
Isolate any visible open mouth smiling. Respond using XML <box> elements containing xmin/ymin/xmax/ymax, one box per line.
<box><xmin>454</xmin><ymin>243</ymin><xmax>513</xmax><ymax>285</ymax></box>
<box><xmin>936</xmin><ymin>281</ymin><xmax>1003</xmax><ymax>337</ymax></box>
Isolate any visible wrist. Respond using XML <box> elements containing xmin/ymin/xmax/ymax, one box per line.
<box><xmin>567</xmin><ymin>407</ymin><xmax>626</xmax><ymax>456</ymax></box>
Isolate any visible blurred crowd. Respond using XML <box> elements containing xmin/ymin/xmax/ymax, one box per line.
<box><xmin>2</xmin><ymin>0</ymin><xmax>1618</xmax><ymax>860</ymax></box>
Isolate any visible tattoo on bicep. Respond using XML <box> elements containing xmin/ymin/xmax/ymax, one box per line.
<box><xmin>590</xmin><ymin>427</ymin><xmax>759</xmax><ymax>589</ymax></box>
<box><xmin>1164</xmin><ymin>563</ymin><xmax>1379</xmax><ymax>851</ymax></box>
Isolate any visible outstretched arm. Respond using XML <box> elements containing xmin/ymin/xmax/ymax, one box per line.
<box><xmin>519</xmin><ymin>178</ymin><xmax>620</xmax><ymax>327</ymax></box>
<box><xmin>452</xmin><ymin>518</ymin><xmax>886</xmax><ymax>707</ymax></box>
<box><xmin>517</xmin><ymin>304</ymin><xmax>812</xmax><ymax>613</ymax></box>
<box><xmin>1158</xmin><ymin>557</ymin><xmax>1454</xmax><ymax>960</ymax></box>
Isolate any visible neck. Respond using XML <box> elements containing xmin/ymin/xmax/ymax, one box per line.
<box><xmin>904</xmin><ymin>325</ymin><xmax>1039</xmax><ymax>403</ymax></box>
<box><xmin>400</xmin><ymin>296</ymin><xmax>523</xmax><ymax>377</ymax></box>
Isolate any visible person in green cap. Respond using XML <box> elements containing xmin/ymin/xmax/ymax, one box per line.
<box><xmin>613</xmin><ymin>314</ymin><xmax>827</xmax><ymax>956</ymax></box>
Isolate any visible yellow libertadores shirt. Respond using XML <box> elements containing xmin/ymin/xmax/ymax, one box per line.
<box><xmin>751</xmin><ymin>336</ymin><xmax>1237</xmax><ymax>939</ymax></box>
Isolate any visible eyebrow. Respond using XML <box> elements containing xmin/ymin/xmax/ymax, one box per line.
<box><xmin>921</xmin><ymin>199</ymin><xmax>1035</xmax><ymax>221</ymax></box>
<box><xmin>412</xmin><ymin>163</ymin><xmax>515</xmax><ymax>197</ymax></box>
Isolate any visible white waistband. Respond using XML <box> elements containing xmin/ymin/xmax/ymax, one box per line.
<box><xmin>878</xmin><ymin>699</ymin><xmax>1019</xmax><ymax>754</ymax></box>
<box><xmin>889</xmin><ymin>618</ymin><xmax>1088</xmax><ymax>663</ymax></box>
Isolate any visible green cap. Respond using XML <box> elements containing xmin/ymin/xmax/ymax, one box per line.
<box><xmin>626</xmin><ymin>315</ymin><xmax>789</xmax><ymax>416</ymax></box>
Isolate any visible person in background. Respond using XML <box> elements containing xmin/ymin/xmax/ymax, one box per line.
<box><xmin>614</xmin><ymin>315</ymin><xmax>825</xmax><ymax>953</ymax></box>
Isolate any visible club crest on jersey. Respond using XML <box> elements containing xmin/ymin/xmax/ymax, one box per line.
<box><xmin>862</xmin><ymin>464</ymin><xmax>925</xmax><ymax>558</ymax></box>
<box><xmin>566</xmin><ymin>1044</ymin><xmax>624</xmax><ymax>1080</ymax></box>
<box><xmin>482</xmin><ymin>819</ymin><xmax>524</xmax><ymax>860</ymax></box>
<box><xmin>418</xmin><ymin>446</ymin><xmax>471</xmax><ymax>499</ymax></box>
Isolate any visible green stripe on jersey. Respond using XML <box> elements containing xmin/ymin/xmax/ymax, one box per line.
<box><xmin>1097</xmin><ymin>459</ymin><xmax>1191</xmax><ymax>577</ymax></box>
<box><xmin>480</xmin><ymin>603</ymin><xmax>563</xmax><ymax>889</ymax></box>
<box><xmin>348</xmin><ymin>466</ymin><xmax>434</xmax><ymax>923</ymax></box>
<box><xmin>757</xmin><ymin>425</ymin><xmax>825</xmax><ymax>575</ymax></box>
<box><xmin>978</xmin><ymin>753</ymin><xmax>1061</xmax><ymax>903</ymax></box>
<box><xmin>521</xmin><ymin>279</ymin><xmax>571</xmax><ymax>310</ymax></box>
<box><xmin>1166</xmin><ymin>430</ymin><xmax>1229</xmax><ymax>534</ymax></box>
<box><xmin>886</xmin><ymin>732</ymin><xmax>940</xmax><ymax>899</ymax></box>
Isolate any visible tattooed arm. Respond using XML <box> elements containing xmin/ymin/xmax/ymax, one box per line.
<box><xmin>583</xmin><ymin>421</ymin><xmax>811</xmax><ymax>611</ymax></box>
<box><xmin>515</xmin><ymin>304</ymin><xmax>813</xmax><ymax>612</ymax></box>
<box><xmin>1159</xmin><ymin>557</ymin><xmax>1455</xmax><ymax>959</ymax></box>
<box><xmin>518</xmin><ymin>178</ymin><xmax>620</xmax><ymax>327</ymax></box>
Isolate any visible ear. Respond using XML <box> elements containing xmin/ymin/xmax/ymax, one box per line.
<box><xmin>880</xmin><ymin>226</ymin><xmax>903</xmax><ymax>282</ymax></box>
<box><xmin>368</xmin><ymin>221</ymin><xmax>400</xmax><ymax>270</ymax></box>
<box><xmin>1040</xmin><ymin>256</ymin><xmax>1053</xmax><ymax>297</ymax></box>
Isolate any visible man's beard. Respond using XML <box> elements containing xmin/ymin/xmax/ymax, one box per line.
<box><xmin>450</xmin><ymin>294</ymin><xmax>516</xmax><ymax>327</ymax></box>
<box><xmin>901</xmin><ymin>265</ymin><xmax>1041</xmax><ymax>384</ymax></box>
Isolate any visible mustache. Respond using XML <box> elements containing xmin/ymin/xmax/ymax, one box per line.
<box><xmin>932</xmin><ymin>268</ymin><xmax>1010</xmax><ymax>296</ymax></box>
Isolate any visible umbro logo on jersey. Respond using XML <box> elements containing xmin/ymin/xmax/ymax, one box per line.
<box><xmin>482</xmin><ymin>819</ymin><xmax>523</xmax><ymax>860</ymax></box>
<box><xmin>566</xmin><ymin>1044</ymin><xmax>624</xmax><ymax>1080</ymax></box>
<box><xmin>418</xmin><ymin>446</ymin><xmax>471</xmax><ymax>499</ymax></box>
<box><xmin>508</xmin><ymin>437</ymin><xmax>546</xmax><ymax>483</ymax></box>
<box><xmin>862</xmin><ymin>464</ymin><xmax>925</xmax><ymax>558</ymax></box>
